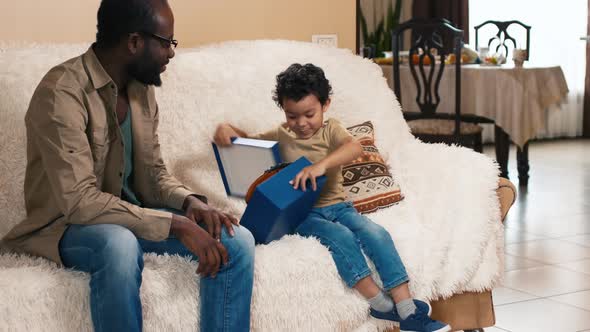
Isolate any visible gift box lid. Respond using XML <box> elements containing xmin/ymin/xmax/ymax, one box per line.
<box><xmin>212</xmin><ymin>137</ymin><xmax>281</xmax><ymax>197</ymax></box>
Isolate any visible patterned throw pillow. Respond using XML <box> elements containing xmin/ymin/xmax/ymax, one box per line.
<box><xmin>342</xmin><ymin>121</ymin><xmax>404</xmax><ymax>214</ymax></box>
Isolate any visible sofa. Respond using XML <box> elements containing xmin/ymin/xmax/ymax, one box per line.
<box><xmin>0</xmin><ymin>40</ymin><xmax>515</xmax><ymax>331</ymax></box>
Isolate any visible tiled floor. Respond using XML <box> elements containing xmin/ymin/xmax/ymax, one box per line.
<box><xmin>480</xmin><ymin>139</ymin><xmax>590</xmax><ymax>332</ymax></box>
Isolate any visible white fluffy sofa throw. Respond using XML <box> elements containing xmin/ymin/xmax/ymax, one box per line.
<box><xmin>0</xmin><ymin>40</ymin><xmax>503</xmax><ymax>331</ymax></box>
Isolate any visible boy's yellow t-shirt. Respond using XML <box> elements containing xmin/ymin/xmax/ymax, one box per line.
<box><xmin>251</xmin><ymin>118</ymin><xmax>352</xmax><ymax>208</ymax></box>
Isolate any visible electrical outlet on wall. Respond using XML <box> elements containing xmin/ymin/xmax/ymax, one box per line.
<box><xmin>312</xmin><ymin>34</ymin><xmax>338</xmax><ymax>48</ymax></box>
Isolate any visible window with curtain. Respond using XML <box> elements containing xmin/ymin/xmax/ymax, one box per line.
<box><xmin>470</xmin><ymin>1</ymin><xmax>587</xmax><ymax>139</ymax></box>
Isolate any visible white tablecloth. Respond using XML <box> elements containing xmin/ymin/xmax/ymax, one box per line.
<box><xmin>381</xmin><ymin>64</ymin><xmax>569</xmax><ymax>147</ymax></box>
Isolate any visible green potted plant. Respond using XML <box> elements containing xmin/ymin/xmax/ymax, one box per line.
<box><xmin>358</xmin><ymin>0</ymin><xmax>401</xmax><ymax>58</ymax></box>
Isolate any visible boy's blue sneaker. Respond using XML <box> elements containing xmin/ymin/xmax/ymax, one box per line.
<box><xmin>369</xmin><ymin>299</ymin><xmax>432</xmax><ymax>322</ymax></box>
<box><xmin>399</xmin><ymin>310</ymin><xmax>451</xmax><ymax>332</ymax></box>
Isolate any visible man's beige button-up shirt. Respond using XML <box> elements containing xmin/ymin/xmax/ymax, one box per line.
<box><xmin>2</xmin><ymin>46</ymin><xmax>201</xmax><ymax>264</ymax></box>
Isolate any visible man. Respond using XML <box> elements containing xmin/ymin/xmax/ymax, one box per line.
<box><xmin>1</xmin><ymin>0</ymin><xmax>255</xmax><ymax>331</ymax></box>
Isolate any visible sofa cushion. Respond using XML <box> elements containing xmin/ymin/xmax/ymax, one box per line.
<box><xmin>409</xmin><ymin>119</ymin><xmax>483</xmax><ymax>136</ymax></box>
<box><xmin>343</xmin><ymin>121</ymin><xmax>404</xmax><ymax>214</ymax></box>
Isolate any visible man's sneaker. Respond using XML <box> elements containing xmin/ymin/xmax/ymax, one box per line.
<box><xmin>369</xmin><ymin>299</ymin><xmax>432</xmax><ymax>322</ymax></box>
<box><xmin>399</xmin><ymin>310</ymin><xmax>451</xmax><ymax>332</ymax></box>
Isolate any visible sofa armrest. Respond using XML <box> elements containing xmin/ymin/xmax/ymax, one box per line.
<box><xmin>497</xmin><ymin>177</ymin><xmax>517</xmax><ymax>223</ymax></box>
<box><xmin>382</xmin><ymin>141</ymin><xmax>505</xmax><ymax>299</ymax></box>
<box><xmin>392</xmin><ymin>141</ymin><xmax>502</xmax><ymax>215</ymax></box>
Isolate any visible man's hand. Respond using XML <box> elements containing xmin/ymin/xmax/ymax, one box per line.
<box><xmin>290</xmin><ymin>163</ymin><xmax>326</xmax><ymax>192</ymax></box>
<box><xmin>171</xmin><ymin>214</ymin><xmax>228</xmax><ymax>277</ymax></box>
<box><xmin>214</xmin><ymin>123</ymin><xmax>240</xmax><ymax>146</ymax></box>
<box><xmin>184</xmin><ymin>196</ymin><xmax>239</xmax><ymax>240</ymax></box>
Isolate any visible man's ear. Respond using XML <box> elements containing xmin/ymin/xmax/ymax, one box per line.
<box><xmin>127</xmin><ymin>32</ymin><xmax>144</xmax><ymax>56</ymax></box>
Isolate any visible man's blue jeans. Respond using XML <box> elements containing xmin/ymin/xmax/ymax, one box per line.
<box><xmin>296</xmin><ymin>201</ymin><xmax>408</xmax><ymax>290</ymax></box>
<box><xmin>59</xmin><ymin>213</ymin><xmax>255</xmax><ymax>332</ymax></box>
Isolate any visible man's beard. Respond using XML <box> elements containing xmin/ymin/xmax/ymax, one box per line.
<box><xmin>128</xmin><ymin>49</ymin><xmax>162</xmax><ymax>86</ymax></box>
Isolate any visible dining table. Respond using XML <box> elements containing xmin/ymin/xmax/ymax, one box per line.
<box><xmin>380</xmin><ymin>62</ymin><xmax>569</xmax><ymax>185</ymax></box>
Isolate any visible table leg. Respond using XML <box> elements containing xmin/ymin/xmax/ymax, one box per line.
<box><xmin>495</xmin><ymin>125</ymin><xmax>510</xmax><ymax>179</ymax></box>
<box><xmin>516</xmin><ymin>142</ymin><xmax>530</xmax><ymax>186</ymax></box>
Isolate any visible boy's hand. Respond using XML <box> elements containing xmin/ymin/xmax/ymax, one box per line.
<box><xmin>290</xmin><ymin>163</ymin><xmax>326</xmax><ymax>192</ymax></box>
<box><xmin>214</xmin><ymin>123</ymin><xmax>240</xmax><ymax>146</ymax></box>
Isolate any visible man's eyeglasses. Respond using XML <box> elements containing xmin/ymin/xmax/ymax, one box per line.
<box><xmin>142</xmin><ymin>32</ymin><xmax>178</xmax><ymax>49</ymax></box>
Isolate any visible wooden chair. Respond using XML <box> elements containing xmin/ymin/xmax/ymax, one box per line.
<box><xmin>474</xmin><ymin>20</ymin><xmax>531</xmax><ymax>60</ymax></box>
<box><xmin>392</xmin><ymin>18</ymin><xmax>494</xmax><ymax>152</ymax></box>
<box><xmin>474</xmin><ymin>20</ymin><xmax>532</xmax><ymax>185</ymax></box>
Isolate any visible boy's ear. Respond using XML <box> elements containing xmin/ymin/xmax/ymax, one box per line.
<box><xmin>322</xmin><ymin>98</ymin><xmax>331</xmax><ymax>112</ymax></box>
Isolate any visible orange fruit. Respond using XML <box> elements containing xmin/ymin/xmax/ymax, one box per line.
<box><xmin>412</xmin><ymin>54</ymin><xmax>431</xmax><ymax>65</ymax></box>
<box><xmin>447</xmin><ymin>54</ymin><xmax>456</xmax><ymax>64</ymax></box>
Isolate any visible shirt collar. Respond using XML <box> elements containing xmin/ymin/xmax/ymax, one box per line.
<box><xmin>83</xmin><ymin>44</ymin><xmax>114</xmax><ymax>90</ymax></box>
<box><xmin>83</xmin><ymin>45</ymin><xmax>150</xmax><ymax>97</ymax></box>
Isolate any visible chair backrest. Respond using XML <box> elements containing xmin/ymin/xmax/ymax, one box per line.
<box><xmin>392</xmin><ymin>18</ymin><xmax>463</xmax><ymax>134</ymax></box>
<box><xmin>474</xmin><ymin>20</ymin><xmax>530</xmax><ymax>60</ymax></box>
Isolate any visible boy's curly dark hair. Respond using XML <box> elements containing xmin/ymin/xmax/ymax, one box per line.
<box><xmin>272</xmin><ymin>63</ymin><xmax>333</xmax><ymax>108</ymax></box>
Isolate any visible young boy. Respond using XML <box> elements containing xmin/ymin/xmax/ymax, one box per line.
<box><xmin>214</xmin><ymin>63</ymin><xmax>450</xmax><ymax>332</ymax></box>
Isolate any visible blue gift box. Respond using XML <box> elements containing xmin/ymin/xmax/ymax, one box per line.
<box><xmin>240</xmin><ymin>156</ymin><xmax>326</xmax><ymax>244</ymax></box>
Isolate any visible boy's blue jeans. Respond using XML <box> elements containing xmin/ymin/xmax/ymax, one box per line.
<box><xmin>58</xmin><ymin>209</ymin><xmax>255</xmax><ymax>332</ymax></box>
<box><xmin>296</xmin><ymin>201</ymin><xmax>408</xmax><ymax>290</ymax></box>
